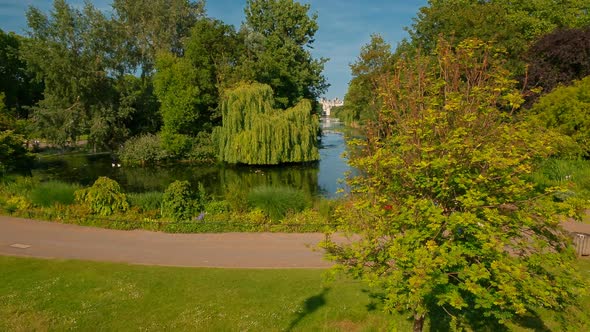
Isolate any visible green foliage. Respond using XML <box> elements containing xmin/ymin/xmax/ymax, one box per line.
<box><xmin>118</xmin><ymin>134</ymin><xmax>169</xmax><ymax>166</ymax></box>
<box><xmin>408</xmin><ymin>0</ymin><xmax>590</xmax><ymax>75</ymax></box>
<box><xmin>75</xmin><ymin>177</ymin><xmax>129</xmax><ymax>216</ymax></box>
<box><xmin>128</xmin><ymin>191</ymin><xmax>164</xmax><ymax>212</ymax></box>
<box><xmin>215</xmin><ymin>82</ymin><xmax>320</xmax><ymax>165</ymax></box>
<box><xmin>0</xmin><ymin>94</ymin><xmax>33</xmax><ymax>175</ymax></box>
<box><xmin>29</xmin><ymin>181</ymin><xmax>80</xmax><ymax>207</ymax></box>
<box><xmin>325</xmin><ymin>38</ymin><xmax>586</xmax><ymax>331</ymax></box>
<box><xmin>240</xmin><ymin>0</ymin><xmax>328</xmax><ymax>109</ymax></box>
<box><xmin>530</xmin><ymin>159</ymin><xmax>590</xmax><ymax>198</ymax></box>
<box><xmin>111</xmin><ymin>0</ymin><xmax>205</xmax><ymax>76</ymax></box>
<box><xmin>344</xmin><ymin>34</ymin><xmax>394</xmax><ymax>124</ymax></box>
<box><xmin>247</xmin><ymin>185</ymin><xmax>309</xmax><ymax>221</ymax></box>
<box><xmin>24</xmin><ymin>0</ymin><xmax>129</xmax><ymax>149</ymax></box>
<box><xmin>161</xmin><ymin>180</ymin><xmax>206</xmax><ymax>221</ymax></box>
<box><xmin>0</xmin><ymin>29</ymin><xmax>42</xmax><ymax>118</ymax></box>
<box><xmin>530</xmin><ymin>76</ymin><xmax>590</xmax><ymax>157</ymax></box>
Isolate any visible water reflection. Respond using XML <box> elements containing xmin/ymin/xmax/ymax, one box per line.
<box><xmin>32</xmin><ymin>118</ymin><xmax>350</xmax><ymax>198</ymax></box>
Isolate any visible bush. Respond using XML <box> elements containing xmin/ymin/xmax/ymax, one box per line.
<box><xmin>247</xmin><ymin>186</ymin><xmax>310</xmax><ymax>221</ymax></box>
<box><xmin>128</xmin><ymin>191</ymin><xmax>164</xmax><ymax>212</ymax></box>
<box><xmin>530</xmin><ymin>159</ymin><xmax>590</xmax><ymax>197</ymax></box>
<box><xmin>0</xmin><ymin>176</ymin><xmax>37</xmax><ymax>196</ymax></box>
<box><xmin>29</xmin><ymin>181</ymin><xmax>81</xmax><ymax>207</ymax></box>
<box><xmin>118</xmin><ymin>134</ymin><xmax>169</xmax><ymax>166</ymax></box>
<box><xmin>204</xmin><ymin>200</ymin><xmax>231</xmax><ymax>214</ymax></box>
<box><xmin>161</xmin><ymin>181</ymin><xmax>206</xmax><ymax>222</ymax></box>
<box><xmin>75</xmin><ymin>177</ymin><xmax>129</xmax><ymax>216</ymax></box>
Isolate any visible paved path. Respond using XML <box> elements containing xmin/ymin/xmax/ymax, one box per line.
<box><xmin>0</xmin><ymin>216</ymin><xmax>331</xmax><ymax>268</ymax></box>
<box><xmin>2</xmin><ymin>216</ymin><xmax>589</xmax><ymax>268</ymax></box>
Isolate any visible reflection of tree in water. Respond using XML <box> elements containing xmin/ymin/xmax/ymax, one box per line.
<box><xmin>34</xmin><ymin>153</ymin><xmax>321</xmax><ymax>196</ymax></box>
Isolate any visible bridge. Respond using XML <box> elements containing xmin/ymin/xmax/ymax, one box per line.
<box><xmin>320</xmin><ymin>98</ymin><xmax>343</xmax><ymax>116</ymax></box>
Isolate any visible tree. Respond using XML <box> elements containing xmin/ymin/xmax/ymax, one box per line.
<box><xmin>111</xmin><ymin>0</ymin><xmax>205</xmax><ymax>77</ymax></box>
<box><xmin>0</xmin><ymin>29</ymin><xmax>42</xmax><ymax>118</ymax></box>
<box><xmin>215</xmin><ymin>82</ymin><xmax>319</xmax><ymax>165</ymax></box>
<box><xmin>530</xmin><ymin>76</ymin><xmax>590</xmax><ymax>158</ymax></box>
<box><xmin>344</xmin><ymin>34</ymin><xmax>394</xmax><ymax>124</ymax></box>
<box><xmin>23</xmin><ymin>0</ymin><xmax>126</xmax><ymax>149</ymax></box>
<box><xmin>324</xmin><ymin>39</ymin><xmax>585</xmax><ymax>331</ymax></box>
<box><xmin>0</xmin><ymin>94</ymin><xmax>32</xmax><ymax>174</ymax></box>
<box><xmin>526</xmin><ymin>27</ymin><xmax>590</xmax><ymax>95</ymax></box>
<box><xmin>240</xmin><ymin>0</ymin><xmax>328</xmax><ymax>109</ymax></box>
<box><xmin>408</xmin><ymin>0</ymin><xmax>590</xmax><ymax>75</ymax></box>
<box><xmin>153</xmin><ymin>18</ymin><xmax>242</xmax><ymax>158</ymax></box>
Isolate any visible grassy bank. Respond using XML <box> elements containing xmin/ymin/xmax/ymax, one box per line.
<box><xmin>0</xmin><ymin>256</ymin><xmax>589</xmax><ymax>331</ymax></box>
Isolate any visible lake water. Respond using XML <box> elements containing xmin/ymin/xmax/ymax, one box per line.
<box><xmin>32</xmin><ymin>118</ymin><xmax>350</xmax><ymax>198</ymax></box>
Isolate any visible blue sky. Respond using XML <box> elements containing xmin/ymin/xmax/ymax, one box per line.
<box><xmin>0</xmin><ymin>0</ymin><xmax>427</xmax><ymax>99</ymax></box>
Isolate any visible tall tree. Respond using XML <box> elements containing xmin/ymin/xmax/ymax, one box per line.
<box><xmin>153</xmin><ymin>18</ymin><xmax>241</xmax><ymax>157</ymax></box>
<box><xmin>241</xmin><ymin>0</ymin><xmax>328</xmax><ymax>109</ymax></box>
<box><xmin>23</xmin><ymin>0</ymin><xmax>125</xmax><ymax>148</ymax></box>
<box><xmin>0</xmin><ymin>30</ymin><xmax>42</xmax><ymax>118</ymax></box>
<box><xmin>324</xmin><ymin>39</ymin><xmax>584</xmax><ymax>331</ymax></box>
<box><xmin>344</xmin><ymin>34</ymin><xmax>394</xmax><ymax>124</ymax></box>
<box><xmin>111</xmin><ymin>0</ymin><xmax>205</xmax><ymax>77</ymax></box>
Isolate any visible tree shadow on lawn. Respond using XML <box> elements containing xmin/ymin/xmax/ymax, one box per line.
<box><xmin>428</xmin><ymin>305</ymin><xmax>552</xmax><ymax>332</ymax></box>
<box><xmin>286</xmin><ymin>288</ymin><xmax>330</xmax><ymax>331</ymax></box>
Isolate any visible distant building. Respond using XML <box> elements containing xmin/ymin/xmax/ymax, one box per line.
<box><xmin>319</xmin><ymin>98</ymin><xmax>343</xmax><ymax>116</ymax></box>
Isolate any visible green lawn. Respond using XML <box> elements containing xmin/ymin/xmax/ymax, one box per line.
<box><xmin>0</xmin><ymin>256</ymin><xmax>588</xmax><ymax>331</ymax></box>
<box><xmin>0</xmin><ymin>256</ymin><xmax>395</xmax><ymax>331</ymax></box>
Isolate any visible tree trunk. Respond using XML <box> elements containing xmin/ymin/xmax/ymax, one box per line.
<box><xmin>413</xmin><ymin>313</ymin><xmax>425</xmax><ymax>332</ymax></box>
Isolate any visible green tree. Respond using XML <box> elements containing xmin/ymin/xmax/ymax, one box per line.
<box><xmin>324</xmin><ymin>39</ymin><xmax>585</xmax><ymax>331</ymax></box>
<box><xmin>24</xmin><ymin>0</ymin><xmax>126</xmax><ymax>149</ymax></box>
<box><xmin>241</xmin><ymin>0</ymin><xmax>328</xmax><ymax>109</ymax></box>
<box><xmin>408</xmin><ymin>0</ymin><xmax>590</xmax><ymax>75</ymax></box>
<box><xmin>0</xmin><ymin>94</ymin><xmax>32</xmax><ymax>174</ymax></box>
<box><xmin>111</xmin><ymin>0</ymin><xmax>205</xmax><ymax>77</ymax></box>
<box><xmin>530</xmin><ymin>76</ymin><xmax>590</xmax><ymax>157</ymax></box>
<box><xmin>215</xmin><ymin>82</ymin><xmax>319</xmax><ymax>165</ymax></box>
<box><xmin>153</xmin><ymin>18</ymin><xmax>241</xmax><ymax>157</ymax></box>
<box><xmin>344</xmin><ymin>34</ymin><xmax>394</xmax><ymax>124</ymax></box>
<box><xmin>0</xmin><ymin>29</ymin><xmax>43</xmax><ymax>118</ymax></box>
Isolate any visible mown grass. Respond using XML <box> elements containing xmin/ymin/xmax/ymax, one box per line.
<box><xmin>0</xmin><ymin>256</ymin><xmax>588</xmax><ymax>331</ymax></box>
<box><xmin>0</xmin><ymin>256</ymin><xmax>395</xmax><ymax>331</ymax></box>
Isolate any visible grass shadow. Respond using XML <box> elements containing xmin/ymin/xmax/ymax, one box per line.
<box><xmin>286</xmin><ymin>288</ymin><xmax>330</xmax><ymax>331</ymax></box>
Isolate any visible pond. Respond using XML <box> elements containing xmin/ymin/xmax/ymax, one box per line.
<box><xmin>31</xmin><ymin>118</ymin><xmax>351</xmax><ymax>198</ymax></box>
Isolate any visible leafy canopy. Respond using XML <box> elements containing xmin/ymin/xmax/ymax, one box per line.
<box><xmin>215</xmin><ymin>82</ymin><xmax>319</xmax><ymax>165</ymax></box>
<box><xmin>240</xmin><ymin>0</ymin><xmax>328</xmax><ymax>109</ymax></box>
<box><xmin>325</xmin><ymin>38</ymin><xmax>585</xmax><ymax>331</ymax></box>
<box><xmin>530</xmin><ymin>76</ymin><xmax>590</xmax><ymax>158</ymax></box>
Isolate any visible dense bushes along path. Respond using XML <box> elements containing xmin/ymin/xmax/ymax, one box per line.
<box><xmin>0</xmin><ymin>216</ymin><xmax>331</xmax><ymax>268</ymax></box>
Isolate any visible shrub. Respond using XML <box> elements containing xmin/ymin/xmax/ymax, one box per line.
<box><xmin>29</xmin><ymin>181</ymin><xmax>81</xmax><ymax>207</ymax></box>
<box><xmin>204</xmin><ymin>200</ymin><xmax>231</xmax><ymax>214</ymax></box>
<box><xmin>1</xmin><ymin>176</ymin><xmax>37</xmax><ymax>196</ymax></box>
<box><xmin>128</xmin><ymin>191</ymin><xmax>164</xmax><ymax>212</ymax></box>
<box><xmin>161</xmin><ymin>181</ymin><xmax>206</xmax><ymax>222</ymax></box>
<box><xmin>118</xmin><ymin>134</ymin><xmax>169</xmax><ymax>166</ymax></box>
<box><xmin>75</xmin><ymin>177</ymin><xmax>129</xmax><ymax>216</ymax></box>
<box><xmin>247</xmin><ymin>186</ymin><xmax>310</xmax><ymax>221</ymax></box>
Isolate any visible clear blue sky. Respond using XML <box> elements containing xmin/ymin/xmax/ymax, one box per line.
<box><xmin>0</xmin><ymin>0</ymin><xmax>427</xmax><ymax>99</ymax></box>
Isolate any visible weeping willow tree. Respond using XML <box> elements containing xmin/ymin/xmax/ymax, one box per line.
<box><xmin>215</xmin><ymin>83</ymin><xmax>320</xmax><ymax>165</ymax></box>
